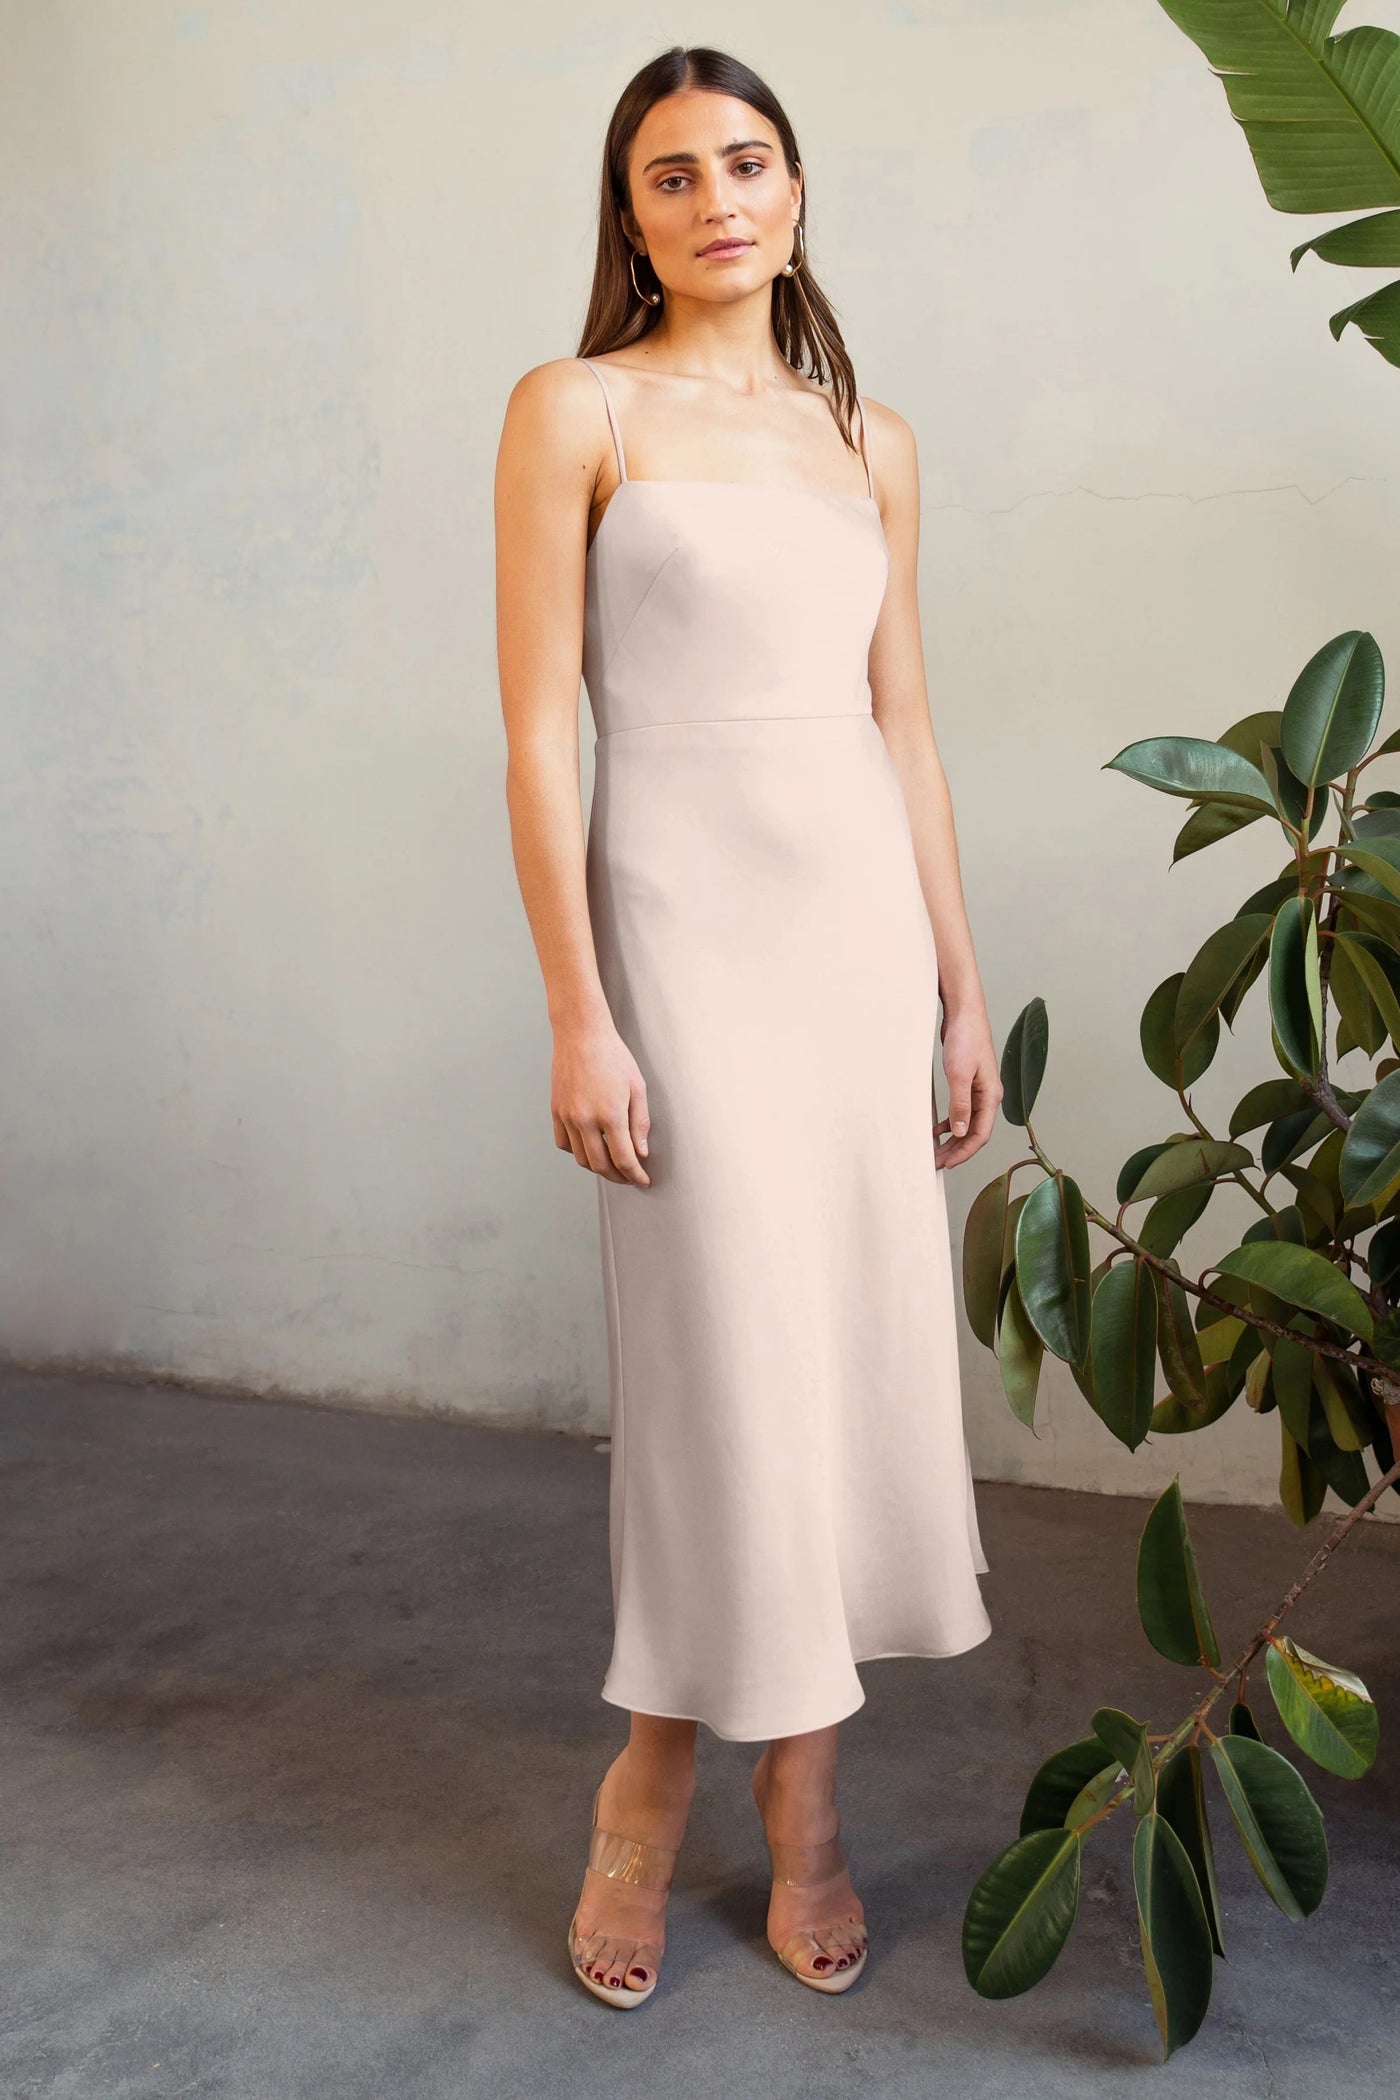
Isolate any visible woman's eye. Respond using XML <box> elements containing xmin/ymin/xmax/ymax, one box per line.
<box><xmin>656</xmin><ymin>160</ymin><xmax>766</xmax><ymax>191</ymax></box>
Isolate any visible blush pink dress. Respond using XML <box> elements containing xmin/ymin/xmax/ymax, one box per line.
<box><xmin>578</xmin><ymin>355</ymin><xmax>992</xmax><ymax>1742</ymax></box>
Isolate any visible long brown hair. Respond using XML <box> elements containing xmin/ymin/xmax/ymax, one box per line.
<box><xmin>576</xmin><ymin>45</ymin><xmax>862</xmax><ymax>453</ymax></box>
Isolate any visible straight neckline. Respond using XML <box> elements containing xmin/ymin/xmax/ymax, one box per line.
<box><xmin>578</xmin><ymin>357</ymin><xmax>879</xmax><ymax>559</ymax></box>
<box><xmin>586</xmin><ymin>478</ymin><xmax>882</xmax><ymax>562</ymax></box>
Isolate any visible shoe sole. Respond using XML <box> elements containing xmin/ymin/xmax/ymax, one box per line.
<box><xmin>777</xmin><ymin>1942</ymin><xmax>868</xmax><ymax>1993</ymax></box>
<box><xmin>567</xmin><ymin>1913</ymin><xmax>659</xmax><ymax>2008</ymax></box>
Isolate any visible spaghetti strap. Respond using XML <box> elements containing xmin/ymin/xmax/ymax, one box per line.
<box><xmin>855</xmin><ymin>395</ymin><xmax>875</xmax><ymax>501</ymax></box>
<box><xmin>580</xmin><ymin>358</ymin><xmax>629</xmax><ymax>483</ymax></box>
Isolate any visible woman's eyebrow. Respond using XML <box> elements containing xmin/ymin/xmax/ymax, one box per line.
<box><xmin>640</xmin><ymin>137</ymin><xmax>774</xmax><ymax>174</ymax></box>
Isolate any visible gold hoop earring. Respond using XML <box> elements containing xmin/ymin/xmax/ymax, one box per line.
<box><xmin>629</xmin><ymin>247</ymin><xmax>662</xmax><ymax>307</ymax></box>
<box><xmin>780</xmin><ymin>222</ymin><xmax>805</xmax><ymax>277</ymax></box>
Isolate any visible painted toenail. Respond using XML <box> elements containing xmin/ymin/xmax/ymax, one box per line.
<box><xmin>813</xmin><ymin>1956</ymin><xmax>831</xmax><ymax>1970</ymax></box>
<box><xmin>836</xmin><ymin>1957</ymin><xmax>849</xmax><ymax>1968</ymax></box>
<box><xmin>629</xmin><ymin>1967</ymin><xmax>647</xmax><ymax>1981</ymax></box>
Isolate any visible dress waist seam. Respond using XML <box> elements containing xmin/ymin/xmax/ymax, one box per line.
<box><xmin>595</xmin><ymin>709</ymin><xmax>874</xmax><ymax>741</ymax></box>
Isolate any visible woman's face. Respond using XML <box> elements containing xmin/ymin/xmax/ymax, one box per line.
<box><xmin>621</xmin><ymin>90</ymin><xmax>801</xmax><ymax>304</ymax></box>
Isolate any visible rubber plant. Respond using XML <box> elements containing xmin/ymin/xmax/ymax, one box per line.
<box><xmin>955</xmin><ymin>0</ymin><xmax>1400</xmax><ymax>2059</ymax></box>
<box><xmin>960</xmin><ymin>641</ymin><xmax>1400</xmax><ymax>2056</ymax></box>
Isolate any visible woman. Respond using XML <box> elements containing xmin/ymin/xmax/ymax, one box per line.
<box><xmin>495</xmin><ymin>45</ymin><xmax>1000</xmax><ymax>2008</ymax></box>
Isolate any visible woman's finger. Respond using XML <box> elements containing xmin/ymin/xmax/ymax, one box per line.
<box><xmin>602</xmin><ymin>1112</ymin><xmax>650</xmax><ymax>1188</ymax></box>
<box><xmin>630</xmin><ymin>1085</ymin><xmax>651</xmax><ymax>1163</ymax></box>
<box><xmin>579</xmin><ymin>1119</ymin><xmax>627</xmax><ymax>1183</ymax></box>
<box><xmin>564</xmin><ymin>1119</ymin><xmax>592</xmax><ymax>1171</ymax></box>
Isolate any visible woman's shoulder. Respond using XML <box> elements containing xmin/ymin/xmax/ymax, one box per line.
<box><xmin>801</xmin><ymin>377</ymin><xmax>911</xmax><ymax>446</ymax></box>
<box><xmin>851</xmin><ymin>391</ymin><xmax>912</xmax><ymax>448</ymax></box>
<box><xmin>501</xmin><ymin>357</ymin><xmax>618</xmax><ymax>466</ymax></box>
<box><xmin>506</xmin><ymin>354</ymin><xmax>606</xmax><ymax>410</ymax></box>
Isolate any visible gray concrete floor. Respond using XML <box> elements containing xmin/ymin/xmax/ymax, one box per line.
<box><xmin>1</xmin><ymin>1367</ymin><xmax>1397</xmax><ymax>2099</ymax></box>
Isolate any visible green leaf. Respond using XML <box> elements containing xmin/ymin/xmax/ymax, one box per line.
<box><xmin>1158</xmin><ymin>1744</ymin><xmax>1226</xmax><ymax>1959</ymax></box>
<box><xmin>963</xmin><ymin>1172</ymin><xmax>1023</xmax><ymax>1351</ymax></box>
<box><xmin>1329</xmin><ymin>279</ymin><xmax>1400</xmax><ymax>365</ymax></box>
<box><xmin>1335</xmin><ymin>931</ymin><xmax>1400</xmax><ymax>1049</ymax></box>
<box><xmin>1149</xmin><ymin>1359</ymin><xmax>1242</xmax><ymax>1435</ymax></box>
<box><xmin>1141</xmin><ymin>973</ymin><xmax>1220</xmax><ymax>1091</ymax></box>
<box><xmin>1331</xmin><ymin>883</ymin><xmax>1400</xmax><ymax>952</ymax></box>
<box><xmin>1123</xmin><ymin>1137</ymin><xmax>1254</xmax><ymax>1202</ymax></box>
<box><xmin>1280</xmin><ymin>1420</ymin><xmax>1328</xmax><ymax>1528</ymax></box>
<box><xmin>1137</xmin><ymin>1478</ymin><xmax>1221</xmax><ymax>1669</ymax></box>
<box><xmin>1014</xmin><ymin>1172</ymin><xmax>1094</xmax><ymax>1367</ymax></box>
<box><xmin>1133</xmin><ymin>1808</ymin><xmax>1215</xmax><ymax>2060</ymax></box>
<box><xmin>1215</xmin><ymin>1241</ymin><xmax>1374</xmax><ymax>1344</ymax></box>
<box><xmin>1149</xmin><ymin>1</ymin><xmax>1400</xmax><ymax>212</ymax></box>
<box><xmin>1152</xmin><ymin>1264</ymin><xmax>1211</xmax><ymax>1415</ymax></box>
<box><xmin>1170</xmin><ymin>713</ymin><xmax>1287</xmax><ymax>863</ymax></box>
<box><xmin>1339</xmin><ymin>1068</ymin><xmax>1400</xmax><ymax>1208</ymax></box>
<box><xmin>1304</xmin><ymin>1381</ymin><xmax>1371</xmax><ymax>1506</ymax></box>
<box><xmin>1280</xmin><ymin>632</ymin><xmax>1386</xmax><ymax>787</ymax></box>
<box><xmin>1271</xmin><ymin>1335</ymin><xmax>1316</xmax><ymax>1448</ymax></box>
<box><xmin>1103</xmin><ymin>736</ymin><xmax>1274</xmax><ymax>810</ymax></box>
<box><xmin>1088</xmin><ymin>1260</ymin><xmax>1158</xmax><ymax>1451</ymax></box>
<box><xmin>1208</xmin><ymin>1735</ymin><xmax>1329</xmax><ymax>1921</ymax></box>
<box><xmin>1265</xmin><ymin>1636</ymin><xmax>1379</xmax><ymax>1780</ymax></box>
<box><xmin>1172</xmin><ymin>799</ymin><xmax>1261</xmax><ymax>862</ymax></box>
<box><xmin>1313</xmin><ymin>1356</ymin><xmax>1370</xmax><ymax>1452</ymax></box>
<box><xmin>962</xmin><ymin>1827</ymin><xmax>1082</xmax><ymax>1998</ymax></box>
<box><xmin>1000</xmin><ymin>999</ymin><xmax>1048</xmax><ymax>1127</ymax></box>
<box><xmin>1065</xmin><ymin>1759</ymin><xmax>1128</xmax><ymax>1830</ymax></box>
<box><xmin>1092</xmin><ymin>1707</ymin><xmax>1156</xmax><ymax>1817</ymax></box>
<box><xmin>1293</xmin><ymin>207</ymin><xmax>1400</xmax><ymax>269</ymax></box>
<box><xmin>1197</xmin><ymin>1312</ymin><xmax>1246</xmax><ymax>1365</ymax></box>
<box><xmin>1245</xmin><ymin>1346</ymin><xmax>1275</xmax><ymax>1414</ymax></box>
<box><xmin>1268</xmin><ymin>896</ymin><xmax>1322</xmax><ymax>1082</ymax></box>
<box><xmin>1229</xmin><ymin>1700</ymin><xmax>1263</xmax><ymax>1742</ymax></box>
<box><xmin>1152</xmin><ymin>0</ymin><xmax>1400</xmax><ymax>369</ymax></box>
<box><xmin>1137</xmin><ymin>1181</ymin><xmax>1215</xmax><ymax>1259</ymax></box>
<box><xmin>1177</xmin><ymin>914</ymin><xmax>1274</xmax><ymax>1053</ymax></box>
<box><xmin>1019</xmin><ymin>1737</ymin><xmax>1120</xmax><ymax>1837</ymax></box>
<box><xmin>1230</xmin><ymin>1076</ymin><xmax>1316</xmax><ymax>1138</ymax></box>
<box><xmin>996</xmin><ymin>1272</ymin><xmax>1043</xmax><ymax>1432</ymax></box>
<box><xmin>1326</xmin><ymin>933</ymin><xmax>1387</xmax><ymax>1058</ymax></box>
<box><xmin>1338</xmin><ymin>836</ymin><xmax>1400</xmax><ymax>906</ymax></box>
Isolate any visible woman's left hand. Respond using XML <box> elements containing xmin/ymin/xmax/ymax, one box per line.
<box><xmin>934</xmin><ymin>1006</ymin><xmax>1003</xmax><ymax>1169</ymax></box>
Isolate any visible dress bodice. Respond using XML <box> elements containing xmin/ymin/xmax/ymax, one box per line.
<box><xmin>576</xmin><ymin>360</ymin><xmax>890</xmax><ymax>739</ymax></box>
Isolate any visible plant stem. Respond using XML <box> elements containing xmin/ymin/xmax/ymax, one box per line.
<box><xmin>1019</xmin><ymin>1129</ymin><xmax>1379</xmax><ymax>1379</ymax></box>
<box><xmin>1077</xmin><ymin>1452</ymin><xmax>1400</xmax><ymax>1832</ymax></box>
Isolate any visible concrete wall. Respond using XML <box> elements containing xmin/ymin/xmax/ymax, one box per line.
<box><xmin>4</xmin><ymin>0</ymin><xmax>1399</xmax><ymax>1519</ymax></box>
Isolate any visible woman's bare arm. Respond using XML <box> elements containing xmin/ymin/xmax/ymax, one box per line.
<box><xmin>495</xmin><ymin>358</ymin><xmax>651</xmax><ymax>1187</ymax></box>
<box><xmin>862</xmin><ymin>399</ymin><xmax>1003</xmax><ymax>1167</ymax></box>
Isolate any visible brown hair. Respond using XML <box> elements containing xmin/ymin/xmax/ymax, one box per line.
<box><xmin>576</xmin><ymin>45</ymin><xmax>862</xmax><ymax>452</ymax></box>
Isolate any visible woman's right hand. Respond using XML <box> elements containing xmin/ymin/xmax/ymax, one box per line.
<box><xmin>551</xmin><ymin>1018</ymin><xmax>652</xmax><ymax>1187</ymax></box>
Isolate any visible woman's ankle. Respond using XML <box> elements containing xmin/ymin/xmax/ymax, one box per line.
<box><xmin>601</xmin><ymin>1741</ymin><xmax>696</xmax><ymax>1828</ymax></box>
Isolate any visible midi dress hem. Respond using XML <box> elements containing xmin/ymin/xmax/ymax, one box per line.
<box><xmin>599</xmin><ymin>1620</ymin><xmax>995</xmax><ymax>1744</ymax></box>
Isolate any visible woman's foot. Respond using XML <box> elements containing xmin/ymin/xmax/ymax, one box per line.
<box><xmin>570</xmin><ymin>1736</ymin><xmax>696</xmax><ymax>1999</ymax></box>
<box><xmin>752</xmin><ymin>1742</ymin><xmax>867</xmax><ymax>1985</ymax></box>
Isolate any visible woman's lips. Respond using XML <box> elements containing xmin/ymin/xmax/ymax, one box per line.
<box><xmin>699</xmin><ymin>240</ymin><xmax>752</xmax><ymax>257</ymax></box>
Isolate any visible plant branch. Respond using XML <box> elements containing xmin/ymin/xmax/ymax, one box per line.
<box><xmin>1018</xmin><ymin>1129</ymin><xmax>1383</xmax><ymax>1379</ymax></box>
<box><xmin>1076</xmin><ymin>1451</ymin><xmax>1400</xmax><ymax>1833</ymax></box>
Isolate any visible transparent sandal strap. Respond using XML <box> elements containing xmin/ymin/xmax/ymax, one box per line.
<box><xmin>766</xmin><ymin>1829</ymin><xmax>846</xmax><ymax>1888</ymax></box>
<box><xmin>586</xmin><ymin>1825</ymin><xmax>678</xmax><ymax>1890</ymax></box>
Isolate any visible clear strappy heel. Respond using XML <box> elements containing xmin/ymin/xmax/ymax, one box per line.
<box><xmin>566</xmin><ymin>1780</ymin><xmax>681</xmax><ymax>2009</ymax></box>
<box><xmin>763</xmin><ymin>1823</ymin><xmax>870</xmax><ymax>1992</ymax></box>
